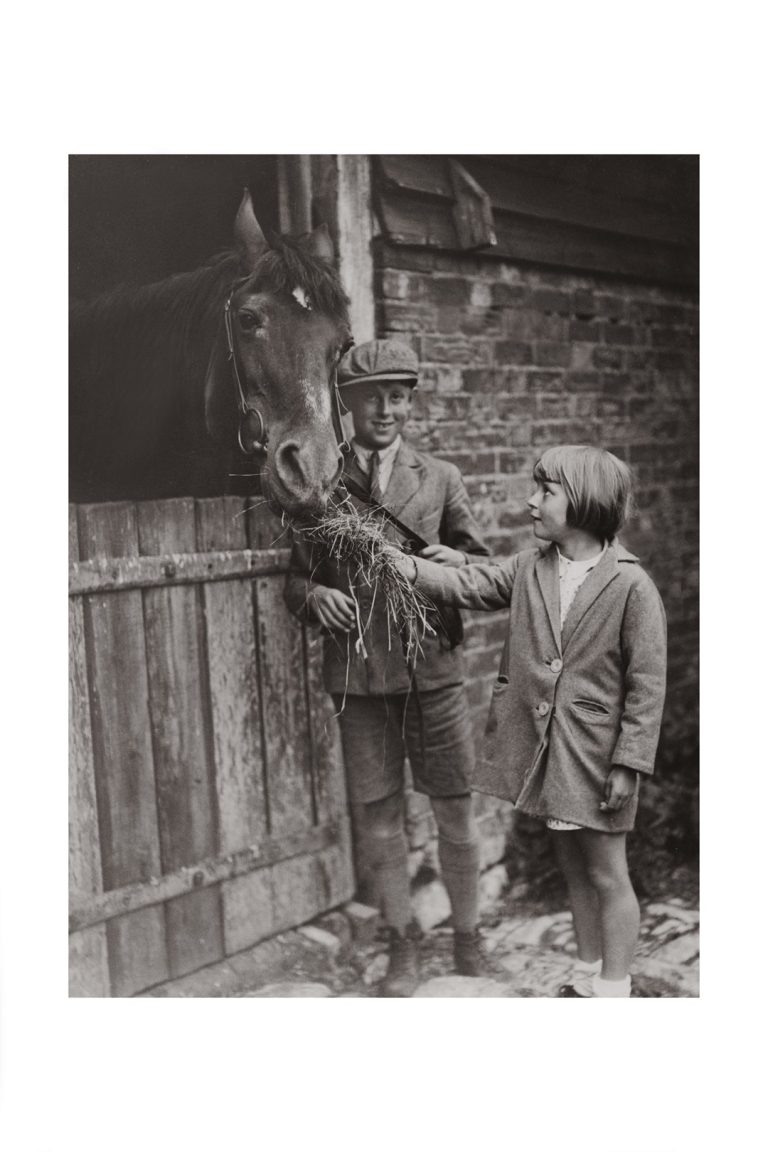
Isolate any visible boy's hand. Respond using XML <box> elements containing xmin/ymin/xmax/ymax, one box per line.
<box><xmin>418</xmin><ymin>544</ymin><xmax>467</xmax><ymax>568</ymax></box>
<box><xmin>600</xmin><ymin>765</ymin><xmax>637</xmax><ymax>812</ymax></box>
<box><xmin>308</xmin><ymin>586</ymin><xmax>356</xmax><ymax>632</ymax></box>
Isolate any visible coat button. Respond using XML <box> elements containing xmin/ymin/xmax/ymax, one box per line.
<box><xmin>536</xmin><ymin>701</ymin><xmax>550</xmax><ymax>716</ymax></box>
<box><xmin>550</xmin><ymin>658</ymin><xmax>563</xmax><ymax>673</ymax></box>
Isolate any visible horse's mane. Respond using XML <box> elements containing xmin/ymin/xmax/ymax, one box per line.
<box><xmin>253</xmin><ymin>233</ymin><xmax>350</xmax><ymax>323</ymax></box>
<box><xmin>70</xmin><ymin>233</ymin><xmax>351</xmax><ymax>375</ymax></box>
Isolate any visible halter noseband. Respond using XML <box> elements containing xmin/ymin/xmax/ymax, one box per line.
<box><xmin>223</xmin><ymin>282</ymin><xmax>350</xmax><ymax>458</ymax></box>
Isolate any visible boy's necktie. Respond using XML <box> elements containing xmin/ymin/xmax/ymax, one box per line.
<box><xmin>369</xmin><ymin>450</ymin><xmax>383</xmax><ymax>503</ymax></box>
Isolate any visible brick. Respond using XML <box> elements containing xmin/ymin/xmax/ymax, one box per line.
<box><xmin>532</xmin><ymin>288</ymin><xmax>571</xmax><ymax>314</ymax></box>
<box><xmin>429</xmin><ymin>277</ymin><xmax>471</xmax><ymax>305</ymax></box>
<box><xmin>600</xmin><ymin>372</ymin><xmax>632</xmax><ymax>395</ymax></box>
<box><xmin>593</xmin><ymin>346</ymin><xmax>624</xmax><ymax>370</ymax></box>
<box><xmin>566</xmin><ymin>371</ymin><xmax>601</xmax><ymax>392</ymax></box>
<box><xmin>491</xmin><ymin>283</ymin><xmax>528</xmax><ymax>307</ymax></box>
<box><xmin>421</xmin><ymin>335</ymin><xmax>492</xmax><ymax>364</ymax></box>
<box><xmin>603</xmin><ymin>323</ymin><xmax>636</xmax><ymax>345</ymax></box>
<box><xmin>534</xmin><ymin>342</ymin><xmax>572</xmax><ymax>368</ymax></box>
<box><xmin>379</xmin><ymin>301</ymin><xmax>437</xmax><ymax>332</ymax></box>
<box><xmin>571</xmin><ymin>289</ymin><xmax>597</xmax><ymax>318</ymax></box>
<box><xmin>470</xmin><ymin>282</ymin><xmax>493</xmax><ymax>308</ymax></box>
<box><xmin>594</xmin><ymin>293</ymin><xmax>626</xmax><ymax>319</ymax></box>
<box><xmin>526</xmin><ymin>370</ymin><xmax>567</xmax><ymax>393</ymax></box>
<box><xmin>496</xmin><ymin>395</ymin><xmax>536</xmax><ymax>420</ymax></box>
<box><xmin>494</xmin><ymin>339</ymin><xmax>533</xmax><ymax>365</ymax></box>
<box><xmin>505</xmin><ymin>310</ymin><xmax>569</xmax><ymax>341</ymax></box>
<box><xmin>537</xmin><ymin>393</ymin><xmax>575</xmax><ymax>418</ymax></box>
<box><xmin>380</xmin><ymin>270</ymin><xmax>428</xmax><ymax>301</ymax></box>
<box><xmin>570</xmin><ymin>343</ymin><xmax>594</xmax><ymax>371</ymax></box>
<box><xmin>570</xmin><ymin>320</ymin><xmax>600</xmax><ymax>342</ymax></box>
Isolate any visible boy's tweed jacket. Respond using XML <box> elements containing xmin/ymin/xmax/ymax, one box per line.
<box><xmin>411</xmin><ymin>540</ymin><xmax>667</xmax><ymax>832</ymax></box>
<box><xmin>284</xmin><ymin>441</ymin><xmax>489</xmax><ymax>696</ymax></box>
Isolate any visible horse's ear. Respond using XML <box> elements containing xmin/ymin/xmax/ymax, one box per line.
<box><xmin>204</xmin><ymin>332</ymin><xmax>236</xmax><ymax>442</ymax></box>
<box><xmin>234</xmin><ymin>188</ymin><xmax>270</xmax><ymax>270</ymax></box>
<box><xmin>306</xmin><ymin>223</ymin><xmax>335</xmax><ymax>265</ymax></box>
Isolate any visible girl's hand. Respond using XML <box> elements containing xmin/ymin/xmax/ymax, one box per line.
<box><xmin>600</xmin><ymin>765</ymin><xmax>637</xmax><ymax>812</ymax></box>
<box><xmin>308</xmin><ymin>586</ymin><xmax>356</xmax><ymax>632</ymax></box>
<box><xmin>418</xmin><ymin>544</ymin><xmax>468</xmax><ymax>568</ymax></box>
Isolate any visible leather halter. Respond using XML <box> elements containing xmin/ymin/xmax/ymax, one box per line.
<box><xmin>223</xmin><ymin>282</ymin><xmax>349</xmax><ymax>457</ymax></box>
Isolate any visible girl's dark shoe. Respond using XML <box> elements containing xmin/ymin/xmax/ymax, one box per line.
<box><xmin>380</xmin><ymin>927</ymin><xmax>420</xmax><ymax>997</ymax></box>
<box><xmin>557</xmin><ymin>983</ymin><xmax>589</xmax><ymax>997</ymax></box>
<box><xmin>453</xmin><ymin>928</ymin><xmax>497</xmax><ymax>977</ymax></box>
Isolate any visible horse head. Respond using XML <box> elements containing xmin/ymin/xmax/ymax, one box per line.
<box><xmin>205</xmin><ymin>191</ymin><xmax>352</xmax><ymax>520</ymax></box>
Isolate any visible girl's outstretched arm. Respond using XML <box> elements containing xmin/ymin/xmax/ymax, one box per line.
<box><xmin>394</xmin><ymin>550</ymin><xmax>521</xmax><ymax>612</ymax></box>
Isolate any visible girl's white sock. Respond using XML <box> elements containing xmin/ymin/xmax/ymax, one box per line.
<box><xmin>572</xmin><ymin>957</ymin><xmax>602</xmax><ymax>996</ymax></box>
<box><xmin>592</xmin><ymin>973</ymin><xmax>632</xmax><ymax>998</ymax></box>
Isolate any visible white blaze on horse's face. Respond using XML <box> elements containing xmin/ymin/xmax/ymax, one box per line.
<box><xmin>230</xmin><ymin>283</ymin><xmax>349</xmax><ymax>516</ymax></box>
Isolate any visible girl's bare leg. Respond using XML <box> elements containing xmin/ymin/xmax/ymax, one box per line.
<box><xmin>577</xmin><ymin>829</ymin><xmax>639</xmax><ymax>980</ymax></box>
<box><xmin>550</xmin><ymin>830</ymin><xmax>601</xmax><ymax>963</ymax></box>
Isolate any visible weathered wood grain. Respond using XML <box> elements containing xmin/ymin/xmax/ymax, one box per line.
<box><xmin>379</xmin><ymin>154</ymin><xmax>697</xmax><ymax>245</ymax></box>
<box><xmin>137</xmin><ymin>498</ymin><xmax>223</xmax><ymax>978</ymax></box>
<box><xmin>254</xmin><ymin>573</ymin><xmax>314</xmax><ymax>836</ymax></box>
<box><xmin>68</xmin><ymin>507</ymin><xmax>110</xmax><ymax>996</ymax></box>
<box><xmin>195</xmin><ymin>496</ymin><xmax>270</xmax><ymax>955</ymax></box>
<box><xmin>377</xmin><ymin>189</ymin><xmax>697</xmax><ymax>284</ymax></box>
<box><xmin>69</xmin><ymin>823</ymin><xmax>341</xmax><ymax>930</ymax></box>
<box><xmin>69</xmin><ymin>547</ymin><xmax>290</xmax><ymax>595</ymax></box>
<box><xmin>77</xmin><ymin>502</ymin><xmax>168</xmax><ymax>996</ymax></box>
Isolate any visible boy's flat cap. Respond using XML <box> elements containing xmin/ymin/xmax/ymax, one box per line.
<box><xmin>338</xmin><ymin>339</ymin><xmax>419</xmax><ymax>388</ymax></box>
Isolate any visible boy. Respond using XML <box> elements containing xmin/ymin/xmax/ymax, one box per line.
<box><xmin>284</xmin><ymin>339</ymin><xmax>491</xmax><ymax>996</ymax></box>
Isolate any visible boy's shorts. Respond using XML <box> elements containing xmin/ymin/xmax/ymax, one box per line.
<box><xmin>331</xmin><ymin>683</ymin><xmax>474</xmax><ymax>804</ymax></box>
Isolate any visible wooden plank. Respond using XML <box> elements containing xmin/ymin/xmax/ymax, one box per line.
<box><xmin>68</xmin><ymin>507</ymin><xmax>110</xmax><ymax>996</ymax></box>
<box><xmin>69</xmin><ymin>547</ymin><xmax>291</xmax><ymax>596</ymax></box>
<box><xmin>303</xmin><ymin>627</ymin><xmax>348</xmax><ymax>825</ymax></box>
<box><xmin>78</xmin><ymin>502</ymin><xmax>168</xmax><ymax>996</ymax></box>
<box><xmin>337</xmin><ymin>155</ymin><xmax>376</xmax><ymax>343</ymax></box>
<box><xmin>69</xmin><ymin>823</ymin><xmax>341</xmax><ymax>931</ymax></box>
<box><xmin>255</xmin><ymin>572</ymin><xmax>315</xmax><ymax>836</ymax></box>
<box><xmin>137</xmin><ymin>498</ymin><xmax>223</xmax><ymax>979</ymax></box>
<box><xmin>449</xmin><ymin>159</ymin><xmax>498</xmax><ymax>250</ymax></box>
<box><xmin>246</xmin><ymin>502</ymin><xmax>289</xmax><ymax>550</ymax></box>
<box><xmin>377</xmin><ymin>191</ymin><xmax>697</xmax><ymax>285</ymax></box>
<box><xmin>195</xmin><ymin>496</ymin><xmax>271</xmax><ymax>955</ymax></box>
<box><xmin>379</xmin><ymin>154</ymin><xmax>696</xmax><ymax>245</ymax></box>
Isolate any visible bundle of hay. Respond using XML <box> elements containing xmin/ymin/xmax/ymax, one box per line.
<box><xmin>296</xmin><ymin>506</ymin><xmax>436</xmax><ymax>666</ymax></box>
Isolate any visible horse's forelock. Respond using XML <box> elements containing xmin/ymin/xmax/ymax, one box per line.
<box><xmin>249</xmin><ymin>235</ymin><xmax>350</xmax><ymax>324</ymax></box>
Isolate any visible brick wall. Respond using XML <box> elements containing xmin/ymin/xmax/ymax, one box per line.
<box><xmin>373</xmin><ymin>242</ymin><xmax>699</xmax><ymax>882</ymax></box>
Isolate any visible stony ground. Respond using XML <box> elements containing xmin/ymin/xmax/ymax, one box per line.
<box><xmin>145</xmin><ymin>852</ymin><xmax>698</xmax><ymax>999</ymax></box>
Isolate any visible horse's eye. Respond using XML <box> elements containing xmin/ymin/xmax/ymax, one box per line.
<box><xmin>238</xmin><ymin>311</ymin><xmax>261</xmax><ymax>332</ymax></box>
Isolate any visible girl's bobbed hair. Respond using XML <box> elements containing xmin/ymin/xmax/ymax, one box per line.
<box><xmin>533</xmin><ymin>445</ymin><xmax>633</xmax><ymax>540</ymax></box>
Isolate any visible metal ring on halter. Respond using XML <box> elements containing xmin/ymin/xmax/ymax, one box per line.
<box><xmin>237</xmin><ymin>408</ymin><xmax>267</xmax><ymax>455</ymax></box>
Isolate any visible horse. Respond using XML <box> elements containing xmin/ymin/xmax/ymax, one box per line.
<box><xmin>69</xmin><ymin>190</ymin><xmax>353</xmax><ymax>518</ymax></box>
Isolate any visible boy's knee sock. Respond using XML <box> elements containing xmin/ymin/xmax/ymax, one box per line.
<box><xmin>367</xmin><ymin>830</ymin><xmax>411</xmax><ymax>935</ymax></box>
<box><xmin>438</xmin><ymin>834</ymin><xmax>480</xmax><ymax>934</ymax></box>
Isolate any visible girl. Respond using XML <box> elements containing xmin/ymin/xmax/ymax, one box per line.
<box><xmin>396</xmin><ymin>445</ymin><xmax>667</xmax><ymax>998</ymax></box>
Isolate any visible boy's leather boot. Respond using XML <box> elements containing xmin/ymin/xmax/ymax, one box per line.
<box><xmin>380</xmin><ymin>925</ymin><xmax>420</xmax><ymax>997</ymax></box>
<box><xmin>453</xmin><ymin>928</ymin><xmax>496</xmax><ymax>978</ymax></box>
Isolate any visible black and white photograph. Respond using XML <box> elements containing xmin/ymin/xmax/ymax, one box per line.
<box><xmin>68</xmin><ymin>154</ymin><xmax>699</xmax><ymax>1001</ymax></box>
<box><xmin>4</xmin><ymin>7</ymin><xmax>764</xmax><ymax>1148</ymax></box>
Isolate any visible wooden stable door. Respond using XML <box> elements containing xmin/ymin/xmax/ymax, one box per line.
<box><xmin>69</xmin><ymin>497</ymin><xmax>354</xmax><ymax>997</ymax></box>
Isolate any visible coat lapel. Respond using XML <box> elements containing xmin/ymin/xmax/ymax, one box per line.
<box><xmin>560</xmin><ymin>540</ymin><xmax>622</xmax><ymax>650</ymax></box>
<box><xmin>382</xmin><ymin>441</ymin><xmax>423</xmax><ymax>518</ymax></box>
<box><xmin>534</xmin><ymin>546</ymin><xmax>563</xmax><ymax>656</ymax></box>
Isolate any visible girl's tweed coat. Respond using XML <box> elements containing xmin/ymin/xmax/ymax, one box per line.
<box><xmin>412</xmin><ymin>539</ymin><xmax>667</xmax><ymax>832</ymax></box>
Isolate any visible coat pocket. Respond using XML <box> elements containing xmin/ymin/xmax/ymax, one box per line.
<box><xmin>571</xmin><ymin>698</ymin><xmax>612</xmax><ymax>724</ymax></box>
